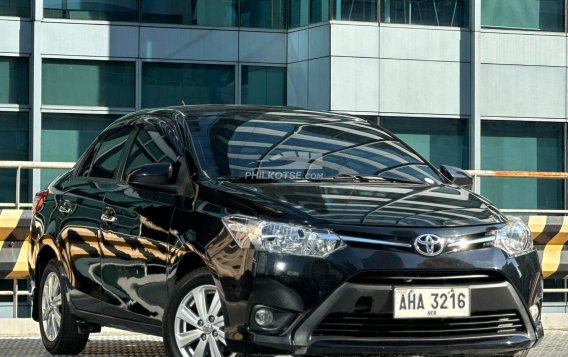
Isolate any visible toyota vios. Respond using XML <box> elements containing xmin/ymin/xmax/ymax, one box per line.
<box><xmin>29</xmin><ymin>106</ymin><xmax>543</xmax><ymax>357</ymax></box>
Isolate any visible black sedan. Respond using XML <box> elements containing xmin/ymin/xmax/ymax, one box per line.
<box><xmin>29</xmin><ymin>105</ymin><xmax>543</xmax><ymax>357</ymax></box>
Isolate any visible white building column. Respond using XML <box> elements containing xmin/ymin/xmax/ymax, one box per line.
<box><xmin>30</xmin><ymin>0</ymin><xmax>43</xmax><ymax>195</ymax></box>
<box><xmin>470</xmin><ymin>0</ymin><xmax>481</xmax><ymax>192</ymax></box>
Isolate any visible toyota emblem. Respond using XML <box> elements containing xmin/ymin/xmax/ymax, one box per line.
<box><xmin>414</xmin><ymin>234</ymin><xmax>446</xmax><ymax>257</ymax></box>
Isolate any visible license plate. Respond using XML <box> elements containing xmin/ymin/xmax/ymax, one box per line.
<box><xmin>394</xmin><ymin>287</ymin><xmax>470</xmax><ymax>319</ymax></box>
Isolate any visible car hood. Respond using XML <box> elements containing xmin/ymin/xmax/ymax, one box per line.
<box><xmin>208</xmin><ymin>181</ymin><xmax>506</xmax><ymax>228</ymax></box>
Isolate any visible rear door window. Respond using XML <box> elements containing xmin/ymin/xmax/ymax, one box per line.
<box><xmin>88</xmin><ymin>127</ymin><xmax>132</xmax><ymax>179</ymax></box>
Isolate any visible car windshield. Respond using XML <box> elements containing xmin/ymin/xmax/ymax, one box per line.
<box><xmin>183</xmin><ymin>109</ymin><xmax>443</xmax><ymax>185</ymax></box>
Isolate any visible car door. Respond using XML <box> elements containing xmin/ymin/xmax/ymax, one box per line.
<box><xmin>100</xmin><ymin>118</ymin><xmax>180</xmax><ymax>324</ymax></box>
<box><xmin>56</xmin><ymin>126</ymin><xmax>133</xmax><ymax>314</ymax></box>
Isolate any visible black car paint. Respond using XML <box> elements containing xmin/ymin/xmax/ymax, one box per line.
<box><xmin>29</xmin><ymin>105</ymin><xmax>543</xmax><ymax>355</ymax></box>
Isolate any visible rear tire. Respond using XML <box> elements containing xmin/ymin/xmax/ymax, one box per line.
<box><xmin>164</xmin><ymin>268</ymin><xmax>236</xmax><ymax>357</ymax></box>
<box><xmin>39</xmin><ymin>260</ymin><xmax>89</xmax><ymax>355</ymax></box>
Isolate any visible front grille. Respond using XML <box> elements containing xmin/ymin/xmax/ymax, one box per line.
<box><xmin>312</xmin><ymin>311</ymin><xmax>525</xmax><ymax>338</ymax></box>
<box><xmin>348</xmin><ymin>271</ymin><xmax>505</xmax><ymax>286</ymax></box>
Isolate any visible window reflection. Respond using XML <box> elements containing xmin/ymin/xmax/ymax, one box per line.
<box><xmin>44</xmin><ymin>0</ymin><xmax>139</xmax><ymax>21</ymax></box>
<box><xmin>124</xmin><ymin>129</ymin><xmax>177</xmax><ymax>177</ymax></box>
<box><xmin>187</xmin><ymin>111</ymin><xmax>443</xmax><ymax>184</ymax></box>
<box><xmin>381</xmin><ymin>117</ymin><xmax>469</xmax><ymax>169</ymax></box>
<box><xmin>333</xmin><ymin>0</ymin><xmax>378</xmax><ymax>21</ymax></box>
<box><xmin>240</xmin><ymin>0</ymin><xmax>286</xmax><ymax>28</ymax></box>
<box><xmin>311</xmin><ymin>0</ymin><xmax>331</xmax><ymax>23</ymax></box>
<box><xmin>241</xmin><ymin>66</ymin><xmax>286</xmax><ymax>106</ymax></box>
<box><xmin>141</xmin><ymin>0</ymin><xmax>193</xmax><ymax>24</ymax></box>
<box><xmin>289</xmin><ymin>0</ymin><xmax>310</xmax><ymax>27</ymax></box>
<box><xmin>381</xmin><ymin>0</ymin><xmax>469</xmax><ymax>27</ymax></box>
<box><xmin>41</xmin><ymin>114</ymin><xmax>119</xmax><ymax>187</ymax></box>
<box><xmin>142</xmin><ymin>62</ymin><xmax>235</xmax><ymax>108</ymax></box>
<box><xmin>480</xmin><ymin>120</ymin><xmax>564</xmax><ymax>210</ymax></box>
<box><xmin>0</xmin><ymin>57</ymin><xmax>29</xmax><ymax>105</ymax></box>
<box><xmin>481</xmin><ymin>0</ymin><xmax>564</xmax><ymax>32</ymax></box>
<box><xmin>0</xmin><ymin>113</ymin><xmax>28</xmax><ymax>203</ymax></box>
<box><xmin>89</xmin><ymin>127</ymin><xmax>132</xmax><ymax>179</ymax></box>
<box><xmin>189</xmin><ymin>0</ymin><xmax>238</xmax><ymax>27</ymax></box>
<box><xmin>0</xmin><ymin>0</ymin><xmax>30</xmax><ymax>17</ymax></box>
<box><xmin>42</xmin><ymin>59</ymin><xmax>136</xmax><ymax>108</ymax></box>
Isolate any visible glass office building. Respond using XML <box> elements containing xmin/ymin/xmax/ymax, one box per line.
<box><xmin>1</xmin><ymin>0</ymin><xmax>568</xmax><ymax>314</ymax></box>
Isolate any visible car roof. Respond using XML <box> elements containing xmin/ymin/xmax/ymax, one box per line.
<box><xmin>109</xmin><ymin>105</ymin><xmax>364</xmax><ymax>129</ymax></box>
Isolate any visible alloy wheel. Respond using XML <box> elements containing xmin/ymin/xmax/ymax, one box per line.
<box><xmin>41</xmin><ymin>271</ymin><xmax>63</xmax><ymax>342</ymax></box>
<box><xmin>174</xmin><ymin>284</ymin><xmax>235</xmax><ymax>357</ymax></box>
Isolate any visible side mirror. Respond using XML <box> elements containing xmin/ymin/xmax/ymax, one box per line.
<box><xmin>127</xmin><ymin>163</ymin><xmax>174</xmax><ymax>187</ymax></box>
<box><xmin>440</xmin><ymin>165</ymin><xmax>473</xmax><ymax>189</ymax></box>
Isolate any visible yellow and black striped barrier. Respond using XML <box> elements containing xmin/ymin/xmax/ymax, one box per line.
<box><xmin>521</xmin><ymin>216</ymin><xmax>568</xmax><ymax>279</ymax></box>
<box><xmin>0</xmin><ymin>210</ymin><xmax>32</xmax><ymax>280</ymax></box>
<box><xmin>0</xmin><ymin>211</ymin><xmax>567</xmax><ymax>280</ymax></box>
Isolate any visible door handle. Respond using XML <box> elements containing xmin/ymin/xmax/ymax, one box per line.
<box><xmin>58</xmin><ymin>200</ymin><xmax>72</xmax><ymax>214</ymax></box>
<box><xmin>101</xmin><ymin>213</ymin><xmax>117</xmax><ymax>224</ymax></box>
<box><xmin>101</xmin><ymin>208</ymin><xmax>117</xmax><ymax>224</ymax></box>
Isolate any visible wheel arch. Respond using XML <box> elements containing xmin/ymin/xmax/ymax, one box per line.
<box><xmin>32</xmin><ymin>240</ymin><xmax>60</xmax><ymax>321</ymax></box>
<box><xmin>174</xmin><ymin>251</ymin><xmax>209</xmax><ymax>285</ymax></box>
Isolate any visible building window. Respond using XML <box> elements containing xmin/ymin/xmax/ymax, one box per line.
<box><xmin>41</xmin><ymin>114</ymin><xmax>119</xmax><ymax>188</ymax></box>
<box><xmin>289</xmin><ymin>0</ymin><xmax>309</xmax><ymax>27</ymax></box>
<box><xmin>380</xmin><ymin>117</ymin><xmax>469</xmax><ymax>169</ymax></box>
<box><xmin>43</xmin><ymin>0</ymin><xmax>139</xmax><ymax>22</ymax></box>
<box><xmin>381</xmin><ymin>0</ymin><xmax>469</xmax><ymax>27</ymax></box>
<box><xmin>0</xmin><ymin>57</ymin><xmax>29</xmax><ymax>106</ymax></box>
<box><xmin>481</xmin><ymin>121</ymin><xmax>564</xmax><ymax>210</ymax></box>
<box><xmin>42</xmin><ymin>59</ymin><xmax>135</xmax><ymax>108</ymax></box>
<box><xmin>240</xmin><ymin>0</ymin><xmax>286</xmax><ymax>28</ymax></box>
<box><xmin>141</xmin><ymin>0</ymin><xmax>194</xmax><ymax>24</ymax></box>
<box><xmin>0</xmin><ymin>112</ymin><xmax>29</xmax><ymax>203</ymax></box>
<box><xmin>333</xmin><ymin>0</ymin><xmax>378</xmax><ymax>21</ymax></box>
<box><xmin>0</xmin><ymin>0</ymin><xmax>30</xmax><ymax>17</ymax></box>
<box><xmin>142</xmin><ymin>62</ymin><xmax>235</xmax><ymax>108</ymax></box>
<box><xmin>188</xmin><ymin>0</ymin><xmax>238</xmax><ymax>27</ymax></box>
<box><xmin>311</xmin><ymin>0</ymin><xmax>331</xmax><ymax>23</ymax></box>
<box><xmin>241</xmin><ymin>66</ymin><xmax>286</xmax><ymax>105</ymax></box>
<box><xmin>481</xmin><ymin>0</ymin><xmax>564</xmax><ymax>32</ymax></box>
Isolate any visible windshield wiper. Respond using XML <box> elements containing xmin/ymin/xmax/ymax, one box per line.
<box><xmin>306</xmin><ymin>174</ymin><xmax>427</xmax><ymax>185</ymax></box>
<box><xmin>374</xmin><ymin>176</ymin><xmax>428</xmax><ymax>185</ymax></box>
<box><xmin>216</xmin><ymin>176</ymin><xmax>294</xmax><ymax>183</ymax></box>
<box><xmin>305</xmin><ymin>174</ymin><xmax>370</xmax><ymax>182</ymax></box>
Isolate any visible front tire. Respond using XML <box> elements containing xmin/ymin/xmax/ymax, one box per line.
<box><xmin>164</xmin><ymin>268</ymin><xmax>236</xmax><ymax>357</ymax></box>
<box><xmin>39</xmin><ymin>260</ymin><xmax>89</xmax><ymax>355</ymax></box>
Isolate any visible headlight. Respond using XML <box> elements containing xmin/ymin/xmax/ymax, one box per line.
<box><xmin>490</xmin><ymin>216</ymin><xmax>533</xmax><ymax>255</ymax></box>
<box><xmin>222</xmin><ymin>215</ymin><xmax>346</xmax><ymax>258</ymax></box>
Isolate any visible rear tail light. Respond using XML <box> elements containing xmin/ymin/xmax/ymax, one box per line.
<box><xmin>33</xmin><ymin>190</ymin><xmax>49</xmax><ymax>215</ymax></box>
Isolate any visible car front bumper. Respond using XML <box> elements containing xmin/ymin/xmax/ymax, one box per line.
<box><xmin>210</xmin><ymin>240</ymin><xmax>544</xmax><ymax>356</ymax></box>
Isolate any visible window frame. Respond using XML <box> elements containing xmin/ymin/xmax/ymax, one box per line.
<box><xmin>121</xmin><ymin>121</ymin><xmax>180</xmax><ymax>180</ymax></box>
<box><xmin>118</xmin><ymin>114</ymin><xmax>192</xmax><ymax>191</ymax></box>
<box><xmin>43</xmin><ymin>0</ymin><xmax>140</xmax><ymax>22</ymax></box>
<box><xmin>480</xmin><ymin>0</ymin><xmax>566</xmax><ymax>33</ymax></box>
<box><xmin>41</xmin><ymin>57</ymin><xmax>137</xmax><ymax>110</ymax></box>
<box><xmin>141</xmin><ymin>61</ymin><xmax>237</xmax><ymax>108</ymax></box>
<box><xmin>74</xmin><ymin>125</ymin><xmax>137</xmax><ymax>182</ymax></box>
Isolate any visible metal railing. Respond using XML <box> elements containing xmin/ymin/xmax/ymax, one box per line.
<box><xmin>0</xmin><ymin>161</ymin><xmax>74</xmax><ymax>318</ymax></box>
<box><xmin>0</xmin><ymin>280</ymin><xmax>31</xmax><ymax>319</ymax></box>
<box><xmin>0</xmin><ymin>161</ymin><xmax>75</xmax><ymax>210</ymax></box>
<box><xmin>468</xmin><ymin>170</ymin><xmax>568</xmax><ymax>215</ymax></box>
<box><xmin>468</xmin><ymin>169</ymin><xmax>568</xmax><ymax>296</ymax></box>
